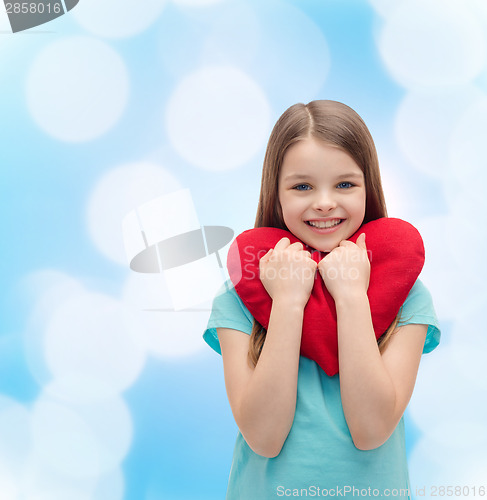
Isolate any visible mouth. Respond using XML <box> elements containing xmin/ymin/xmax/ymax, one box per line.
<box><xmin>305</xmin><ymin>218</ymin><xmax>344</xmax><ymax>229</ymax></box>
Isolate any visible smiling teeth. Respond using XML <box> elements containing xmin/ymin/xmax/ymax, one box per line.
<box><xmin>307</xmin><ymin>219</ymin><xmax>342</xmax><ymax>228</ymax></box>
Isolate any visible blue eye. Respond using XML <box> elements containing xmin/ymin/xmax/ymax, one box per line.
<box><xmin>337</xmin><ymin>182</ymin><xmax>353</xmax><ymax>189</ymax></box>
<box><xmin>293</xmin><ymin>184</ymin><xmax>311</xmax><ymax>191</ymax></box>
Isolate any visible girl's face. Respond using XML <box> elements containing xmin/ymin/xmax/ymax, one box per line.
<box><xmin>278</xmin><ymin>138</ymin><xmax>366</xmax><ymax>253</ymax></box>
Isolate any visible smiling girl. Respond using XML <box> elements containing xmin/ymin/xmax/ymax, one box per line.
<box><xmin>203</xmin><ymin>100</ymin><xmax>440</xmax><ymax>499</ymax></box>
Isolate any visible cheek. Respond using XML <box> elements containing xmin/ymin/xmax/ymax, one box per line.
<box><xmin>279</xmin><ymin>194</ymin><xmax>295</xmax><ymax>217</ymax></box>
<box><xmin>280</xmin><ymin>205</ymin><xmax>294</xmax><ymax>227</ymax></box>
<box><xmin>277</xmin><ymin>195</ymin><xmax>291</xmax><ymax>227</ymax></box>
<box><xmin>353</xmin><ymin>192</ymin><xmax>366</xmax><ymax>216</ymax></box>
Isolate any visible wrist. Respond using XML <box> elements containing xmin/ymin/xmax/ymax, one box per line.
<box><xmin>272</xmin><ymin>295</ymin><xmax>308</xmax><ymax>312</ymax></box>
<box><xmin>334</xmin><ymin>290</ymin><xmax>369</xmax><ymax>310</ymax></box>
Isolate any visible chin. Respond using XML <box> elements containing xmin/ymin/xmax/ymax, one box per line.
<box><xmin>307</xmin><ymin>239</ymin><xmax>339</xmax><ymax>254</ymax></box>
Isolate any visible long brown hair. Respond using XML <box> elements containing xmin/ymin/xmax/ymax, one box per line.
<box><xmin>249</xmin><ymin>100</ymin><xmax>397</xmax><ymax>367</ymax></box>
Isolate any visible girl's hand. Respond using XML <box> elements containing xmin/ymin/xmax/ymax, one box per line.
<box><xmin>318</xmin><ymin>233</ymin><xmax>370</xmax><ymax>301</ymax></box>
<box><xmin>259</xmin><ymin>237</ymin><xmax>318</xmax><ymax>307</ymax></box>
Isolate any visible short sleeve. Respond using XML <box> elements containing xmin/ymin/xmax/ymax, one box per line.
<box><xmin>397</xmin><ymin>279</ymin><xmax>441</xmax><ymax>353</ymax></box>
<box><xmin>203</xmin><ymin>280</ymin><xmax>254</xmax><ymax>355</ymax></box>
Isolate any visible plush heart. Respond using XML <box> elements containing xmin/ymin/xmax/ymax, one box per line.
<box><xmin>227</xmin><ymin>218</ymin><xmax>425</xmax><ymax>376</ymax></box>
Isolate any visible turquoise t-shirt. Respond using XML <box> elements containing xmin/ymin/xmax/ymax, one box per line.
<box><xmin>203</xmin><ymin>279</ymin><xmax>440</xmax><ymax>500</ymax></box>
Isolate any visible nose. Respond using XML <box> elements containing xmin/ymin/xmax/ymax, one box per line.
<box><xmin>312</xmin><ymin>189</ymin><xmax>337</xmax><ymax>212</ymax></box>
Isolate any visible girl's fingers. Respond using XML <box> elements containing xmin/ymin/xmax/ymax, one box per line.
<box><xmin>274</xmin><ymin>237</ymin><xmax>290</xmax><ymax>250</ymax></box>
<box><xmin>338</xmin><ymin>234</ymin><xmax>367</xmax><ymax>251</ymax></box>
<box><xmin>356</xmin><ymin>232</ymin><xmax>367</xmax><ymax>250</ymax></box>
<box><xmin>273</xmin><ymin>238</ymin><xmax>305</xmax><ymax>253</ymax></box>
<box><xmin>267</xmin><ymin>238</ymin><xmax>313</xmax><ymax>261</ymax></box>
<box><xmin>288</xmin><ymin>241</ymin><xmax>304</xmax><ymax>249</ymax></box>
<box><xmin>259</xmin><ymin>248</ymin><xmax>274</xmax><ymax>264</ymax></box>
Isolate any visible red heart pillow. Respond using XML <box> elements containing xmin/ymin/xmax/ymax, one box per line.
<box><xmin>227</xmin><ymin>217</ymin><xmax>425</xmax><ymax>376</ymax></box>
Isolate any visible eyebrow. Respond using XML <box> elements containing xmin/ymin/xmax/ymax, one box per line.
<box><xmin>283</xmin><ymin>172</ymin><xmax>363</xmax><ymax>182</ymax></box>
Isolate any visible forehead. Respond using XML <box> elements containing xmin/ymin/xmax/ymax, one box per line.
<box><xmin>280</xmin><ymin>138</ymin><xmax>363</xmax><ymax>179</ymax></box>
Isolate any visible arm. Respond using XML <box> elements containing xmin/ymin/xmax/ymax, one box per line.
<box><xmin>319</xmin><ymin>234</ymin><xmax>427</xmax><ymax>450</ymax></box>
<box><xmin>218</xmin><ymin>238</ymin><xmax>317</xmax><ymax>458</ymax></box>
<box><xmin>335</xmin><ymin>292</ymin><xmax>426</xmax><ymax>450</ymax></box>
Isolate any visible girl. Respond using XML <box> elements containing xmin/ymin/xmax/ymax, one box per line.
<box><xmin>203</xmin><ymin>100</ymin><xmax>440</xmax><ymax>499</ymax></box>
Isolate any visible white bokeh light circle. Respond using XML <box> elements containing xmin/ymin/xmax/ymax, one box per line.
<box><xmin>30</xmin><ymin>399</ymin><xmax>102</xmax><ymax>479</ymax></box>
<box><xmin>23</xmin><ymin>271</ymin><xmax>86</xmax><ymax>386</ymax></box>
<box><xmin>466</xmin><ymin>0</ymin><xmax>487</xmax><ymax>28</ymax></box>
<box><xmin>448</xmin><ymin>95</ymin><xmax>487</xmax><ymax>196</ymax></box>
<box><xmin>65</xmin><ymin>396</ymin><xmax>132</xmax><ymax>476</ymax></box>
<box><xmin>0</xmin><ymin>396</ymin><xmax>31</xmax><ymax>469</ymax></box>
<box><xmin>0</xmin><ymin>3</ymin><xmax>11</xmax><ymax>30</ymax></box>
<box><xmin>87</xmin><ymin>162</ymin><xmax>182</xmax><ymax>265</ymax></box>
<box><xmin>25</xmin><ymin>493</ymin><xmax>90</xmax><ymax>500</ymax></box>
<box><xmin>415</xmin><ymin>215</ymin><xmax>484</xmax><ymax>320</ymax></box>
<box><xmin>378</xmin><ymin>0</ymin><xmax>486</xmax><ymax>88</ymax></box>
<box><xmin>93</xmin><ymin>468</ymin><xmax>124</xmax><ymax>500</ymax></box>
<box><xmin>409</xmin><ymin>423</ymin><xmax>487</xmax><ymax>496</ymax></box>
<box><xmin>172</xmin><ymin>0</ymin><xmax>224</xmax><ymax>6</ymax></box>
<box><xmin>122</xmin><ymin>273</ymin><xmax>208</xmax><ymax>357</ymax></box>
<box><xmin>443</xmin><ymin>193</ymin><xmax>487</xmax><ymax>283</ymax></box>
<box><xmin>395</xmin><ymin>86</ymin><xmax>484</xmax><ymax>178</ymax></box>
<box><xmin>0</xmin><ymin>10</ymin><xmax>29</xmax><ymax>79</ymax></box>
<box><xmin>428</xmin><ymin>420</ymin><xmax>487</xmax><ymax>454</ymax></box>
<box><xmin>408</xmin><ymin>345</ymin><xmax>487</xmax><ymax>436</ymax></box>
<box><xmin>449</xmin><ymin>299</ymin><xmax>487</xmax><ymax>351</ymax></box>
<box><xmin>463</xmin><ymin>465</ymin><xmax>487</xmax><ymax>497</ymax></box>
<box><xmin>22</xmin><ymin>455</ymin><xmax>98</xmax><ymax>499</ymax></box>
<box><xmin>122</xmin><ymin>273</ymin><xmax>173</xmax><ymax>313</ymax></box>
<box><xmin>0</xmin><ymin>397</ymin><xmax>31</xmax><ymax>496</ymax></box>
<box><xmin>448</xmin><ymin>340</ymin><xmax>487</xmax><ymax>391</ymax></box>
<box><xmin>30</xmin><ymin>392</ymin><xmax>132</xmax><ymax>479</ymax></box>
<box><xmin>367</xmin><ymin>0</ymin><xmax>405</xmax><ymax>18</ymax></box>
<box><xmin>26</xmin><ymin>36</ymin><xmax>129</xmax><ymax>142</ymax></box>
<box><xmin>166</xmin><ymin>66</ymin><xmax>270</xmax><ymax>171</ymax></box>
<box><xmin>202</xmin><ymin>2</ymin><xmax>259</xmax><ymax>68</ymax></box>
<box><xmin>446</xmin><ymin>312</ymin><xmax>486</xmax><ymax>426</ymax></box>
<box><xmin>21</xmin><ymin>270</ymin><xmax>85</xmax><ymax>307</ymax></box>
<box><xmin>0</xmin><ymin>460</ymin><xmax>18</xmax><ymax>500</ymax></box>
<box><xmin>253</xmin><ymin>1</ymin><xmax>330</xmax><ymax>103</ymax></box>
<box><xmin>44</xmin><ymin>373</ymin><xmax>129</xmax><ymax>406</ymax></box>
<box><xmin>378</xmin><ymin>155</ymin><xmax>424</xmax><ymax>218</ymax></box>
<box><xmin>44</xmin><ymin>291</ymin><xmax>146</xmax><ymax>393</ymax></box>
<box><xmin>72</xmin><ymin>0</ymin><xmax>166</xmax><ymax>39</ymax></box>
<box><xmin>159</xmin><ymin>2</ymin><xmax>260</xmax><ymax>79</ymax></box>
<box><xmin>129</xmin><ymin>309</ymin><xmax>209</xmax><ymax>358</ymax></box>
